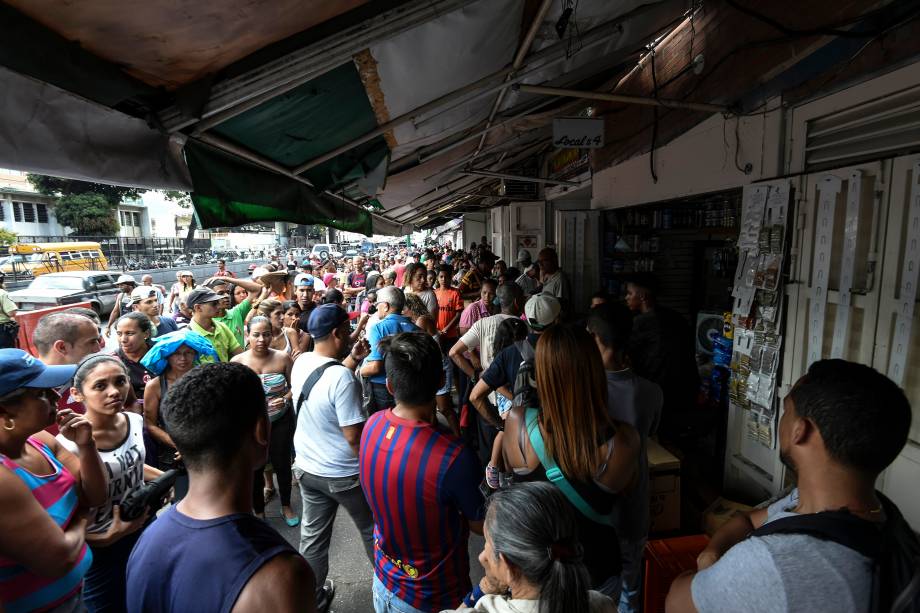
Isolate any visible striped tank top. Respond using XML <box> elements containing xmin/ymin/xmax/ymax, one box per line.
<box><xmin>0</xmin><ymin>437</ymin><xmax>92</xmax><ymax>613</ymax></box>
<box><xmin>259</xmin><ymin>372</ymin><xmax>290</xmax><ymax>422</ymax></box>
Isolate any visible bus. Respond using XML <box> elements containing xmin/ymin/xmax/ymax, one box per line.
<box><xmin>0</xmin><ymin>242</ymin><xmax>108</xmax><ymax>279</ymax></box>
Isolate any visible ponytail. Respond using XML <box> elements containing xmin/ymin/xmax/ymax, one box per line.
<box><xmin>485</xmin><ymin>482</ymin><xmax>591</xmax><ymax>613</ymax></box>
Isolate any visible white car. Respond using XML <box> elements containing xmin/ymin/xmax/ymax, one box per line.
<box><xmin>310</xmin><ymin>244</ymin><xmax>343</xmax><ymax>260</ymax></box>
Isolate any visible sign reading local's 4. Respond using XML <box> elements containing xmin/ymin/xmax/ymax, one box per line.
<box><xmin>552</xmin><ymin>117</ymin><xmax>604</xmax><ymax>148</ymax></box>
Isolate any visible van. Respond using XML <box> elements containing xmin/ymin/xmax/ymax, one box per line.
<box><xmin>0</xmin><ymin>242</ymin><xmax>108</xmax><ymax>278</ymax></box>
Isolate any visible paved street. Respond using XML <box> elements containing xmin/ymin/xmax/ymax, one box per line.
<box><xmin>264</xmin><ymin>483</ymin><xmax>486</xmax><ymax>613</ymax></box>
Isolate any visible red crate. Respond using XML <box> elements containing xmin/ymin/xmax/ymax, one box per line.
<box><xmin>643</xmin><ymin>535</ymin><xmax>709</xmax><ymax>613</ymax></box>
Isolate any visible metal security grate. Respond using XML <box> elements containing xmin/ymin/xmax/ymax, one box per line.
<box><xmin>805</xmin><ymin>85</ymin><xmax>920</xmax><ymax>170</ymax></box>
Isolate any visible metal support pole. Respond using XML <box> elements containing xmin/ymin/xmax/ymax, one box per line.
<box><xmin>515</xmin><ymin>84</ymin><xmax>729</xmax><ymax>113</ymax></box>
<box><xmin>462</xmin><ymin>169</ymin><xmax>579</xmax><ymax>186</ymax></box>
<box><xmin>469</xmin><ymin>0</ymin><xmax>554</xmax><ymax>162</ymax></box>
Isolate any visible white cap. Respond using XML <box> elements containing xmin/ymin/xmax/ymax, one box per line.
<box><xmin>116</xmin><ymin>274</ymin><xmax>137</xmax><ymax>285</ymax></box>
<box><xmin>524</xmin><ymin>293</ymin><xmax>561</xmax><ymax>330</ymax></box>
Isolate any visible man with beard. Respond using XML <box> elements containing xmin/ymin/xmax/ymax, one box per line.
<box><xmin>291</xmin><ymin>304</ymin><xmax>373</xmax><ymax>612</ymax></box>
<box><xmin>667</xmin><ymin>359</ymin><xmax>914</xmax><ymax>613</ymax></box>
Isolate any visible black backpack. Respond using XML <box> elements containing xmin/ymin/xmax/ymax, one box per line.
<box><xmin>511</xmin><ymin>339</ymin><xmax>539</xmax><ymax>409</ymax></box>
<box><xmin>752</xmin><ymin>491</ymin><xmax>920</xmax><ymax>613</ymax></box>
<box><xmin>294</xmin><ymin>361</ymin><xmax>346</xmax><ymax>418</ymax></box>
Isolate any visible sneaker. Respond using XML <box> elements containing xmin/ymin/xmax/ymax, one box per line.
<box><xmin>316</xmin><ymin>579</ymin><xmax>336</xmax><ymax>613</ymax></box>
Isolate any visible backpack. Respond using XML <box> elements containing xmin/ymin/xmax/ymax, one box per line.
<box><xmin>751</xmin><ymin>491</ymin><xmax>920</xmax><ymax>613</ymax></box>
<box><xmin>294</xmin><ymin>361</ymin><xmax>346</xmax><ymax>418</ymax></box>
<box><xmin>511</xmin><ymin>339</ymin><xmax>538</xmax><ymax>409</ymax></box>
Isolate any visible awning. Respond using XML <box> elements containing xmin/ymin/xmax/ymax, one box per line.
<box><xmin>0</xmin><ymin>0</ymin><xmax>892</xmax><ymax>235</ymax></box>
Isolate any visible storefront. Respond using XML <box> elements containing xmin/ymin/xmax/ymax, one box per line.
<box><xmin>583</xmin><ymin>62</ymin><xmax>920</xmax><ymax>531</ymax></box>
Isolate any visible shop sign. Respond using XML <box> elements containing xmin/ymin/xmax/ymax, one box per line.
<box><xmin>547</xmin><ymin>147</ymin><xmax>589</xmax><ymax>179</ymax></box>
<box><xmin>552</xmin><ymin>117</ymin><xmax>604</xmax><ymax>148</ymax></box>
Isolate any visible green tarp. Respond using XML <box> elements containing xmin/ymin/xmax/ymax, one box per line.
<box><xmin>212</xmin><ymin>62</ymin><xmax>390</xmax><ymax>193</ymax></box>
<box><xmin>185</xmin><ymin>140</ymin><xmax>373</xmax><ymax>235</ymax></box>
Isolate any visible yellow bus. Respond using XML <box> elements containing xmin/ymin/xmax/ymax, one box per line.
<box><xmin>0</xmin><ymin>242</ymin><xmax>108</xmax><ymax>278</ymax></box>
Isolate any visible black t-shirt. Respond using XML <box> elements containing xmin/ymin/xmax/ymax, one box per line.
<box><xmin>115</xmin><ymin>348</ymin><xmax>153</xmax><ymax>398</ymax></box>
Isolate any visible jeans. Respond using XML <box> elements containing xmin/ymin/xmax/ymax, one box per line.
<box><xmin>295</xmin><ymin>469</ymin><xmax>375</xmax><ymax>603</ymax></box>
<box><xmin>253</xmin><ymin>408</ymin><xmax>295</xmax><ymax>512</ymax></box>
<box><xmin>370</xmin><ymin>382</ymin><xmax>394</xmax><ymax>414</ymax></box>
<box><xmin>618</xmin><ymin>537</ymin><xmax>646</xmax><ymax>613</ymax></box>
<box><xmin>372</xmin><ymin>576</ymin><xmax>430</xmax><ymax>613</ymax></box>
<box><xmin>83</xmin><ymin>527</ymin><xmax>144</xmax><ymax>613</ymax></box>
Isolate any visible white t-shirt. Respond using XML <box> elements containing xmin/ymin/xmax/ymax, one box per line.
<box><xmin>291</xmin><ymin>352</ymin><xmax>366</xmax><ymax>478</ymax></box>
<box><xmin>57</xmin><ymin>412</ymin><xmax>146</xmax><ymax>534</ymax></box>
<box><xmin>459</xmin><ymin>313</ymin><xmax>516</xmax><ymax>370</ymax></box>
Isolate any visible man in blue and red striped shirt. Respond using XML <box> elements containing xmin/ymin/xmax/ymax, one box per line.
<box><xmin>359</xmin><ymin>332</ymin><xmax>484</xmax><ymax>613</ymax></box>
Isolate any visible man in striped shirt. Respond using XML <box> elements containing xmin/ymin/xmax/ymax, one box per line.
<box><xmin>359</xmin><ymin>332</ymin><xmax>484</xmax><ymax>613</ymax></box>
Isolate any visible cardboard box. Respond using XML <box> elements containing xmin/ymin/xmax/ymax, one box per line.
<box><xmin>648</xmin><ymin>439</ymin><xmax>681</xmax><ymax>534</ymax></box>
<box><xmin>702</xmin><ymin>496</ymin><xmax>752</xmax><ymax>536</ymax></box>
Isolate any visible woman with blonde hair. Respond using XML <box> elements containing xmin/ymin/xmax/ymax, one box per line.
<box><xmin>501</xmin><ymin>324</ymin><xmax>639</xmax><ymax>599</ymax></box>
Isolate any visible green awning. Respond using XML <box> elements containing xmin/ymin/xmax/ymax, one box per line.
<box><xmin>185</xmin><ymin>140</ymin><xmax>373</xmax><ymax>235</ymax></box>
<box><xmin>212</xmin><ymin>61</ymin><xmax>389</xmax><ymax>193</ymax></box>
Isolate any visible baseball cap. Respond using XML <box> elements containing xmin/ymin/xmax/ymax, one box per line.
<box><xmin>524</xmin><ymin>293</ymin><xmax>561</xmax><ymax>330</ymax></box>
<box><xmin>308</xmin><ymin>303</ymin><xmax>349</xmax><ymax>338</ymax></box>
<box><xmin>516</xmin><ymin>248</ymin><xmax>532</xmax><ymax>265</ymax></box>
<box><xmin>185</xmin><ymin>286</ymin><xmax>223</xmax><ymax>309</ymax></box>
<box><xmin>116</xmin><ymin>274</ymin><xmax>137</xmax><ymax>285</ymax></box>
<box><xmin>294</xmin><ymin>273</ymin><xmax>315</xmax><ymax>288</ymax></box>
<box><xmin>0</xmin><ymin>349</ymin><xmax>76</xmax><ymax>397</ymax></box>
<box><xmin>130</xmin><ymin>286</ymin><xmax>161</xmax><ymax>303</ymax></box>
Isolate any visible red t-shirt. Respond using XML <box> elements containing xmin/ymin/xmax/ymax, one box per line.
<box><xmin>434</xmin><ymin>288</ymin><xmax>463</xmax><ymax>337</ymax></box>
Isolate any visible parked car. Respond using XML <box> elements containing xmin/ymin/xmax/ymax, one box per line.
<box><xmin>310</xmin><ymin>244</ymin><xmax>343</xmax><ymax>260</ymax></box>
<box><xmin>8</xmin><ymin>271</ymin><xmax>122</xmax><ymax>316</ymax></box>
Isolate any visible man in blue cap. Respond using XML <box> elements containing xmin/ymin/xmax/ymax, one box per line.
<box><xmin>290</xmin><ymin>304</ymin><xmax>372</xmax><ymax>613</ymax></box>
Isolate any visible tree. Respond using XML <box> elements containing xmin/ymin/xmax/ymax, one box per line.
<box><xmin>51</xmin><ymin>193</ymin><xmax>120</xmax><ymax>235</ymax></box>
<box><xmin>27</xmin><ymin>174</ymin><xmax>145</xmax><ymax>236</ymax></box>
<box><xmin>0</xmin><ymin>228</ymin><xmax>17</xmax><ymax>246</ymax></box>
<box><xmin>164</xmin><ymin>190</ymin><xmax>197</xmax><ymax>253</ymax></box>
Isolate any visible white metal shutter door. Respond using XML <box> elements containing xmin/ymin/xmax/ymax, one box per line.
<box><xmin>554</xmin><ymin>209</ymin><xmax>600</xmax><ymax>315</ymax></box>
<box><xmin>490</xmin><ymin>206</ymin><xmax>508</xmax><ymax>262</ymax></box>
<box><xmin>789</xmin><ymin>161</ymin><xmax>887</xmax><ymax>382</ymax></box>
<box><xmin>873</xmin><ymin>156</ymin><xmax>920</xmax><ymax>527</ymax></box>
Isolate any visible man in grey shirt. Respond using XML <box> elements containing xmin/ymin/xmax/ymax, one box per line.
<box><xmin>588</xmin><ymin>304</ymin><xmax>663</xmax><ymax>613</ymax></box>
<box><xmin>666</xmin><ymin>359</ymin><xmax>913</xmax><ymax>613</ymax></box>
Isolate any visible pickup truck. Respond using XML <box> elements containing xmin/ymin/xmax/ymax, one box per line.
<box><xmin>7</xmin><ymin>271</ymin><xmax>122</xmax><ymax>316</ymax></box>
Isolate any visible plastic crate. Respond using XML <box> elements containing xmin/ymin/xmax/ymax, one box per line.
<box><xmin>643</xmin><ymin>535</ymin><xmax>709</xmax><ymax>613</ymax></box>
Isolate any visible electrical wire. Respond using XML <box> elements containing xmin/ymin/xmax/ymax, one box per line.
<box><xmin>649</xmin><ymin>47</ymin><xmax>659</xmax><ymax>183</ymax></box>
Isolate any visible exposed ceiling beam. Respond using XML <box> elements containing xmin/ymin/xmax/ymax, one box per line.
<box><xmin>462</xmin><ymin>169</ymin><xmax>578</xmax><ymax>186</ymax></box>
<box><xmin>158</xmin><ymin>0</ymin><xmax>477</xmax><ymax>133</ymax></box>
<box><xmin>515</xmin><ymin>84</ymin><xmax>730</xmax><ymax>113</ymax></box>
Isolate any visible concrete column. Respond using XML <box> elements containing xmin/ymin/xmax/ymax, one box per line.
<box><xmin>275</xmin><ymin>221</ymin><xmax>289</xmax><ymax>248</ymax></box>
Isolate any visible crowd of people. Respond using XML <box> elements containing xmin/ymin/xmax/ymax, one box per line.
<box><xmin>0</xmin><ymin>240</ymin><xmax>916</xmax><ymax>613</ymax></box>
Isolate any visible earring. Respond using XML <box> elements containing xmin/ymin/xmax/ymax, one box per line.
<box><xmin>3</xmin><ymin>418</ymin><xmax>14</xmax><ymax>431</ymax></box>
